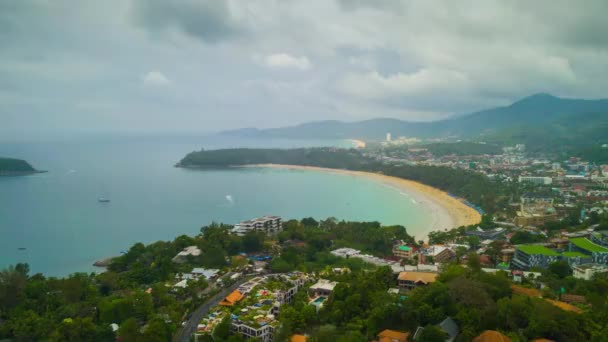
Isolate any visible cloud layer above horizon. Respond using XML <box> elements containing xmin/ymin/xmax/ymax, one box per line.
<box><xmin>2</xmin><ymin>0</ymin><xmax>608</xmax><ymax>139</ymax></box>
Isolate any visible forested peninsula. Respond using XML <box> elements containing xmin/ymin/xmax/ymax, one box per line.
<box><xmin>0</xmin><ymin>157</ymin><xmax>42</xmax><ymax>176</ymax></box>
<box><xmin>177</xmin><ymin>148</ymin><xmax>505</xmax><ymax>214</ymax></box>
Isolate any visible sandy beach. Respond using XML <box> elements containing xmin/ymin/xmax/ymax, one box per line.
<box><xmin>348</xmin><ymin>139</ymin><xmax>366</xmax><ymax>149</ymax></box>
<box><xmin>245</xmin><ymin>164</ymin><xmax>481</xmax><ymax>240</ymax></box>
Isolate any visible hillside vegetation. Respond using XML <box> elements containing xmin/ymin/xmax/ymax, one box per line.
<box><xmin>0</xmin><ymin>157</ymin><xmax>36</xmax><ymax>173</ymax></box>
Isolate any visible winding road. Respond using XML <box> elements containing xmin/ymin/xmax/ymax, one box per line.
<box><xmin>172</xmin><ymin>277</ymin><xmax>250</xmax><ymax>342</ymax></box>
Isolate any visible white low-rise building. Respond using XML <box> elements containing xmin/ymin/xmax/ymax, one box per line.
<box><xmin>573</xmin><ymin>263</ymin><xmax>608</xmax><ymax>280</ymax></box>
<box><xmin>231</xmin><ymin>216</ymin><xmax>282</xmax><ymax>236</ymax></box>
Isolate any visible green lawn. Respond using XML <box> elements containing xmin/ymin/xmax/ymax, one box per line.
<box><xmin>518</xmin><ymin>245</ymin><xmax>560</xmax><ymax>256</ymax></box>
<box><xmin>569</xmin><ymin>238</ymin><xmax>608</xmax><ymax>253</ymax></box>
<box><xmin>562</xmin><ymin>251</ymin><xmax>589</xmax><ymax>258</ymax></box>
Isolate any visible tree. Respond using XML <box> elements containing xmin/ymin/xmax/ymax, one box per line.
<box><xmin>547</xmin><ymin>261</ymin><xmax>571</xmax><ymax>279</ymax></box>
<box><xmin>417</xmin><ymin>325</ymin><xmax>447</xmax><ymax>342</ymax></box>
<box><xmin>466</xmin><ymin>253</ymin><xmax>481</xmax><ymax>272</ymax></box>
<box><xmin>213</xmin><ymin>316</ymin><xmax>231</xmax><ymax>341</ymax></box>
<box><xmin>140</xmin><ymin>318</ymin><xmax>171</xmax><ymax>342</ymax></box>
<box><xmin>242</xmin><ymin>232</ymin><xmax>264</xmax><ymax>253</ymax></box>
<box><xmin>118</xmin><ymin>318</ymin><xmax>140</xmax><ymax>341</ymax></box>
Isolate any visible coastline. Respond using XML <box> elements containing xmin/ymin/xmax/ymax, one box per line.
<box><xmin>244</xmin><ymin>164</ymin><xmax>481</xmax><ymax>240</ymax></box>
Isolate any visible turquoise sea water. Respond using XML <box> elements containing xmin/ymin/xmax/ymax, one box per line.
<box><xmin>0</xmin><ymin>135</ymin><xmax>430</xmax><ymax>276</ymax></box>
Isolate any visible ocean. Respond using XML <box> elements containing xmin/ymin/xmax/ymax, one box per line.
<box><xmin>0</xmin><ymin>135</ymin><xmax>430</xmax><ymax>276</ymax></box>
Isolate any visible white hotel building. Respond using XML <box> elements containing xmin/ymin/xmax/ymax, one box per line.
<box><xmin>231</xmin><ymin>216</ymin><xmax>283</xmax><ymax>236</ymax></box>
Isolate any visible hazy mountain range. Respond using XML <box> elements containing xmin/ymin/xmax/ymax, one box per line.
<box><xmin>221</xmin><ymin>94</ymin><xmax>608</xmax><ymax>144</ymax></box>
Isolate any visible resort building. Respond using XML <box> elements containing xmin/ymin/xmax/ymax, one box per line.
<box><xmin>199</xmin><ymin>273</ymin><xmax>311</xmax><ymax>342</ymax></box>
<box><xmin>590</xmin><ymin>231</ymin><xmax>608</xmax><ymax>248</ymax></box>
<box><xmin>569</xmin><ymin>238</ymin><xmax>608</xmax><ymax>264</ymax></box>
<box><xmin>309</xmin><ymin>279</ymin><xmax>338</xmax><ymax>297</ymax></box>
<box><xmin>512</xmin><ymin>245</ymin><xmax>561</xmax><ymax>270</ymax></box>
<box><xmin>573</xmin><ymin>264</ymin><xmax>608</xmax><ymax>280</ymax></box>
<box><xmin>397</xmin><ymin>271</ymin><xmax>438</xmax><ymax>290</ymax></box>
<box><xmin>308</xmin><ymin>279</ymin><xmax>338</xmax><ymax>312</ymax></box>
<box><xmin>231</xmin><ymin>216</ymin><xmax>283</xmax><ymax>236</ymax></box>
<box><xmin>392</xmin><ymin>243</ymin><xmax>416</xmax><ymax>260</ymax></box>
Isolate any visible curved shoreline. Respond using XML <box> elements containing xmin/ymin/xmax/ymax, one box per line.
<box><xmin>244</xmin><ymin>164</ymin><xmax>481</xmax><ymax>240</ymax></box>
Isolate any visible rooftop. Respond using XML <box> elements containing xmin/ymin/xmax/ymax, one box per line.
<box><xmin>562</xmin><ymin>252</ymin><xmax>589</xmax><ymax>258</ymax></box>
<box><xmin>378</xmin><ymin>329</ymin><xmax>409</xmax><ymax>342</ymax></box>
<box><xmin>570</xmin><ymin>238</ymin><xmax>608</xmax><ymax>253</ymax></box>
<box><xmin>398</xmin><ymin>272</ymin><xmax>438</xmax><ymax>284</ymax></box>
<box><xmin>517</xmin><ymin>245</ymin><xmax>560</xmax><ymax>256</ymax></box>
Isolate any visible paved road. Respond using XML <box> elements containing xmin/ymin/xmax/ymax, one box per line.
<box><xmin>173</xmin><ymin>279</ymin><xmax>248</xmax><ymax>342</ymax></box>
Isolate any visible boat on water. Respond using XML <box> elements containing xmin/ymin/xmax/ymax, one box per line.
<box><xmin>18</xmin><ymin>247</ymin><xmax>26</xmax><ymax>250</ymax></box>
<box><xmin>98</xmin><ymin>197</ymin><xmax>110</xmax><ymax>203</ymax></box>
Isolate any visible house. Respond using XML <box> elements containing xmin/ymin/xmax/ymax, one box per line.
<box><xmin>309</xmin><ymin>279</ymin><xmax>338</xmax><ymax>297</ymax></box>
<box><xmin>377</xmin><ymin>329</ymin><xmax>409</xmax><ymax>342</ymax></box>
<box><xmin>473</xmin><ymin>330</ymin><xmax>511</xmax><ymax>342</ymax></box>
<box><xmin>398</xmin><ymin>272</ymin><xmax>438</xmax><ymax>290</ymax></box>
<box><xmin>219</xmin><ymin>290</ymin><xmax>244</xmax><ymax>306</ymax></box>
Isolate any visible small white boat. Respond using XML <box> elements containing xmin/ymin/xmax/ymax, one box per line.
<box><xmin>98</xmin><ymin>197</ymin><xmax>110</xmax><ymax>203</ymax></box>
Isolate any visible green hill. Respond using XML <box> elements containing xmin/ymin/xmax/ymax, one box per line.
<box><xmin>0</xmin><ymin>157</ymin><xmax>38</xmax><ymax>175</ymax></box>
<box><xmin>221</xmin><ymin>94</ymin><xmax>608</xmax><ymax>145</ymax></box>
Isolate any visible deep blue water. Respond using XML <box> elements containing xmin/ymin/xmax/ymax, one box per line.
<box><xmin>0</xmin><ymin>135</ymin><xmax>429</xmax><ymax>276</ymax></box>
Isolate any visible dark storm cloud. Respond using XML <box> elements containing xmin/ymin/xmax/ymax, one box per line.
<box><xmin>132</xmin><ymin>0</ymin><xmax>243</xmax><ymax>43</ymax></box>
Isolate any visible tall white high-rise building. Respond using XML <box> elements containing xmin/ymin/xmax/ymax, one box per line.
<box><xmin>386</xmin><ymin>132</ymin><xmax>391</xmax><ymax>142</ymax></box>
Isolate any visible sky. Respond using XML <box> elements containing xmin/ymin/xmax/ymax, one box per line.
<box><xmin>2</xmin><ymin>0</ymin><xmax>608</xmax><ymax>140</ymax></box>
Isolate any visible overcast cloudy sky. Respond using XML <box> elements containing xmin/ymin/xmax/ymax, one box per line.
<box><xmin>2</xmin><ymin>0</ymin><xmax>608</xmax><ymax>139</ymax></box>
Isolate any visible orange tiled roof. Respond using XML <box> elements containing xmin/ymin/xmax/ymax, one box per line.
<box><xmin>377</xmin><ymin>329</ymin><xmax>409</xmax><ymax>342</ymax></box>
<box><xmin>219</xmin><ymin>290</ymin><xmax>244</xmax><ymax>306</ymax></box>
<box><xmin>473</xmin><ymin>330</ymin><xmax>511</xmax><ymax>342</ymax></box>
<box><xmin>398</xmin><ymin>272</ymin><xmax>438</xmax><ymax>284</ymax></box>
<box><xmin>291</xmin><ymin>334</ymin><xmax>307</xmax><ymax>342</ymax></box>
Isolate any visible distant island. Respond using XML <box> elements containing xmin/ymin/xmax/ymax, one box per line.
<box><xmin>0</xmin><ymin>157</ymin><xmax>44</xmax><ymax>176</ymax></box>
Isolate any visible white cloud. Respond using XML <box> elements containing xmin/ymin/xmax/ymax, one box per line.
<box><xmin>338</xmin><ymin>68</ymin><xmax>471</xmax><ymax>99</ymax></box>
<box><xmin>263</xmin><ymin>53</ymin><xmax>312</xmax><ymax>70</ymax></box>
<box><xmin>142</xmin><ymin>71</ymin><xmax>171</xmax><ymax>86</ymax></box>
